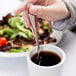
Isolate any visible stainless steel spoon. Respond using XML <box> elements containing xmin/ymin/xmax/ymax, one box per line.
<box><xmin>29</xmin><ymin>14</ymin><xmax>40</xmax><ymax>59</ymax></box>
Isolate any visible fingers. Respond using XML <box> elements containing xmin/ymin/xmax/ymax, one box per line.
<box><xmin>28</xmin><ymin>5</ymin><xmax>54</xmax><ymax>21</ymax></box>
<box><xmin>14</xmin><ymin>0</ymin><xmax>34</xmax><ymax>14</ymax></box>
<box><xmin>14</xmin><ymin>0</ymin><xmax>37</xmax><ymax>14</ymax></box>
<box><xmin>14</xmin><ymin>1</ymin><xmax>28</xmax><ymax>14</ymax></box>
<box><xmin>29</xmin><ymin>5</ymin><xmax>48</xmax><ymax>16</ymax></box>
<box><xmin>23</xmin><ymin>11</ymin><xmax>31</xmax><ymax>28</ymax></box>
<box><xmin>28</xmin><ymin>5</ymin><xmax>55</xmax><ymax>20</ymax></box>
<box><xmin>35</xmin><ymin>16</ymin><xmax>40</xmax><ymax>32</ymax></box>
<box><xmin>28</xmin><ymin>2</ymin><xmax>69</xmax><ymax>21</ymax></box>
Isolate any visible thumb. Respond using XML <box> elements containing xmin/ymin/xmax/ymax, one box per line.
<box><xmin>29</xmin><ymin>5</ymin><xmax>48</xmax><ymax>16</ymax></box>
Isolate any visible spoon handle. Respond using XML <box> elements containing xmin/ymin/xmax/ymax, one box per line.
<box><xmin>29</xmin><ymin>15</ymin><xmax>40</xmax><ymax>51</ymax></box>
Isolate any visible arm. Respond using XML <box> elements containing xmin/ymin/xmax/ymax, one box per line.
<box><xmin>53</xmin><ymin>0</ymin><xmax>76</xmax><ymax>31</ymax></box>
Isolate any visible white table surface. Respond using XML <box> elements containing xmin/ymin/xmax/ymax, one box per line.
<box><xmin>0</xmin><ymin>0</ymin><xmax>76</xmax><ymax>76</ymax></box>
<box><xmin>58</xmin><ymin>30</ymin><xmax>76</xmax><ymax>76</ymax></box>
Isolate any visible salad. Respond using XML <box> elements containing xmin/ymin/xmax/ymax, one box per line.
<box><xmin>0</xmin><ymin>13</ymin><xmax>56</xmax><ymax>53</ymax></box>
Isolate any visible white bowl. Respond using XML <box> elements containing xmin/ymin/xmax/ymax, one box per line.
<box><xmin>0</xmin><ymin>29</ymin><xmax>63</xmax><ymax>58</ymax></box>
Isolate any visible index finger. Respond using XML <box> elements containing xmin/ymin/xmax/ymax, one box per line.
<box><xmin>14</xmin><ymin>0</ymin><xmax>36</xmax><ymax>14</ymax></box>
<box><xmin>14</xmin><ymin>1</ymin><xmax>29</xmax><ymax>14</ymax></box>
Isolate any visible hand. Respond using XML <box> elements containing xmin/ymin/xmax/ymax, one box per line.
<box><xmin>14</xmin><ymin>0</ymin><xmax>70</xmax><ymax>29</ymax></box>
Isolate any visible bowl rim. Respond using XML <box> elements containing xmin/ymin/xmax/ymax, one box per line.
<box><xmin>0</xmin><ymin>52</ymin><xmax>28</xmax><ymax>58</ymax></box>
<box><xmin>27</xmin><ymin>44</ymin><xmax>66</xmax><ymax>69</ymax></box>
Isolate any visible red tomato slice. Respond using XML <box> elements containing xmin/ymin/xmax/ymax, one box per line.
<box><xmin>0</xmin><ymin>37</ymin><xmax>7</xmax><ymax>47</ymax></box>
<box><xmin>43</xmin><ymin>21</ymin><xmax>50</xmax><ymax>26</ymax></box>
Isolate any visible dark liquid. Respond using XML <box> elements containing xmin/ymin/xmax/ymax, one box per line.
<box><xmin>31</xmin><ymin>51</ymin><xmax>61</xmax><ymax>66</ymax></box>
